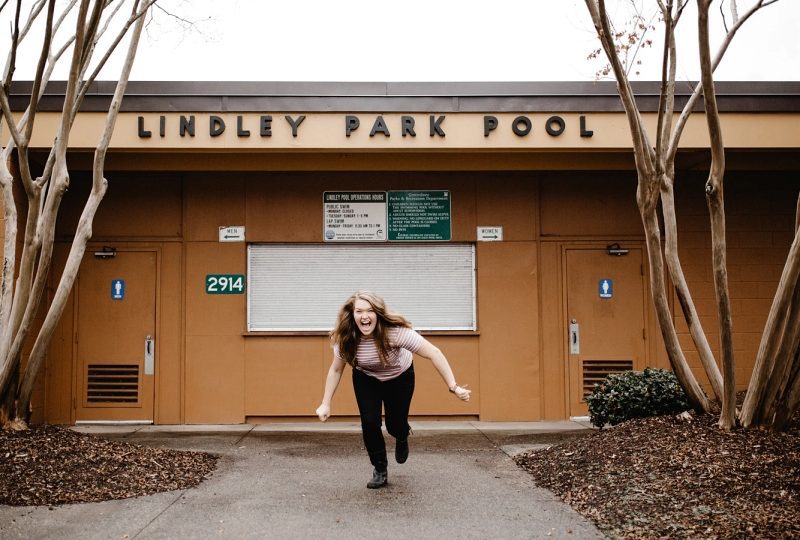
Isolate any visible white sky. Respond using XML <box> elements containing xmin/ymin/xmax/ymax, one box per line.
<box><xmin>4</xmin><ymin>0</ymin><xmax>800</xmax><ymax>82</ymax></box>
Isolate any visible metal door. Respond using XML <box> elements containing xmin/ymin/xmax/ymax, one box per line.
<box><xmin>75</xmin><ymin>250</ymin><xmax>156</xmax><ymax>422</ymax></box>
<box><xmin>565</xmin><ymin>247</ymin><xmax>646</xmax><ymax>417</ymax></box>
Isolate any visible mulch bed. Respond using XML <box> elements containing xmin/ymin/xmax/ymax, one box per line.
<box><xmin>0</xmin><ymin>425</ymin><xmax>218</xmax><ymax>506</ymax></box>
<box><xmin>515</xmin><ymin>413</ymin><xmax>800</xmax><ymax>539</ymax></box>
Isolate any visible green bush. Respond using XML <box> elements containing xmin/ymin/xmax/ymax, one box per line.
<box><xmin>586</xmin><ymin>368</ymin><xmax>691</xmax><ymax>429</ymax></box>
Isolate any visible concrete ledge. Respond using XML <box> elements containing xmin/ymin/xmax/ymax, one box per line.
<box><xmin>70</xmin><ymin>420</ymin><xmax>593</xmax><ymax>436</ymax></box>
<box><xmin>251</xmin><ymin>422</ymin><xmax>362</xmax><ymax>433</ymax></box>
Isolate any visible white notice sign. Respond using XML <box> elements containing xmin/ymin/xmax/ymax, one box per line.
<box><xmin>477</xmin><ymin>226</ymin><xmax>503</xmax><ymax>241</ymax></box>
<box><xmin>219</xmin><ymin>226</ymin><xmax>245</xmax><ymax>242</ymax></box>
<box><xmin>324</xmin><ymin>192</ymin><xmax>387</xmax><ymax>242</ymax></box>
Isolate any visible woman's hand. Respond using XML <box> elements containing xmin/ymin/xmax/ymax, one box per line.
<box><xmin>452</xmin><ymin>384</ymin><xmax>471</xmax><ymax>402</ymax></box>
<box><xmin>316</xmin><ymin>403</ymin><xmax>331</xmax><ymax>422</ymax></box>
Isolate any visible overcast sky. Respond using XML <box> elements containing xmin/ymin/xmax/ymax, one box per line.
<box><xmin>4</xmin><ymin>0</ymin><xmax>800</xmax><ymax>82</ymax></box>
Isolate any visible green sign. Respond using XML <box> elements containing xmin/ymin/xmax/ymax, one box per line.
<box><xmin>206</xmin><ymin>274</ymin><xmax>245</xmax><ymax>294</ymax></box>
<box><xmin>388</xmin><ymin>191</ymin><xmax>451</xmax><ymax>241</ymax></box>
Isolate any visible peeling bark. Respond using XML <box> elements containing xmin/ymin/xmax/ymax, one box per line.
<box><xmin>1</xmin><ymin>0</ymin><xmax>155</xmax><ymax>428</ymax></box>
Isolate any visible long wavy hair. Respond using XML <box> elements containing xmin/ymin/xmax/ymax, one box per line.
<box><xmin>331</xmin><ymin>290</ymin><xmax>412</xmax><ymax>368</ymax></box>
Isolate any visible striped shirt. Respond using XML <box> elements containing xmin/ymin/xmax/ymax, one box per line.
<box><xmin>335</xmin><ymin>327</ymin><xmax>424</xmax><ymax>381</ymax></box>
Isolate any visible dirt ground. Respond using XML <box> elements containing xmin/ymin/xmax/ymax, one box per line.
<box><xmin>514</xmin><ymin>412</ymin><xmax>800</xmax><ymax>539</ymax></box>
<box><xmin>0</xmin><ymin>425</ymin><xmax>217</xmax><ymax>506</ymax></box>
<box><xmin>1</xmin><ymin>414</ymin><xmax>798</xmax><ymax>538</ymax></box>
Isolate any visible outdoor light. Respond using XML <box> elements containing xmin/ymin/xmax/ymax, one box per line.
<box><xmin>93</xmin><ymin>246</ymin><xmax>117</xmax><ymax>259</ymax></box>
<box><xmin>606</xmin><ymin>243</ymin><xmax>629</xmax><ymax>256</ymax></box>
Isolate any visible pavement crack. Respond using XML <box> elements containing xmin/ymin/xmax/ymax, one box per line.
<box><xmin>470</xmin><ymin>422</ymin><xmax>507</xmax><ymax>455</ymax></box>
<box><xmin>131</xmin><ymin>490</ymin><xmax>185</xmax><ymax>539</ymax></box>
<box><xmin>124</xmin><ymin>426</ymin><xmax>144</xmax><ymax>439</ymax></box>
<box><xmin>233</xmin><ymin>425</ymin><xmax>256</xmax><ymax>446</ymax></box>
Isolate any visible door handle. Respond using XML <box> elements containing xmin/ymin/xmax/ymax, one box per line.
<box><xmin>144</xmin><ymin>335</ymin><xmax>154</xmax><ymax>375</ymax></box>
<box><xmin>569</xmin><ymin>319</ymin><xmax>580</xmax><ymax>355</ymax></box>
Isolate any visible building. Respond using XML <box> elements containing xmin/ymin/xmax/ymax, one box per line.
<box><xmin>8</xmin><ymin>81</ymin><xmax>799</xmax><ymax>425</ymax></box>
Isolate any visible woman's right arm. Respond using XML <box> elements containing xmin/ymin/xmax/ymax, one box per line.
<box><xmin>316</xmin><ymin>355</ymin><xmax>346</xmax><ymax>422</ymax></box>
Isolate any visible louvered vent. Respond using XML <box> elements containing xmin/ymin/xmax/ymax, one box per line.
<box><xmin>582</xmin><ymin>360</ymin><xmax>634</xmax><ymax>397</ymax></box>
<box><xmin>87</xmin><ymin>364</ymin><xmax>139</xmax><ymax>403</ymax></box>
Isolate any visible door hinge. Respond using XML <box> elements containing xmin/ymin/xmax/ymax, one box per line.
<box><xmin>74</xmin><ymin>332</ymin><xmax>79</xmax><ymax>344</ymax></box>
<box><xmin>640</xmin><ymin>264</ymin><xmax>644</xmax><ymax>276</ymax></box>
<box><xmin>643</xmin><ymin>328</ymin><xmax>646</xmax><ymax>340</ymax></box>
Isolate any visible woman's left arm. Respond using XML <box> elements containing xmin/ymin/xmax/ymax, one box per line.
<box><xmin>415</xmin><ymin>337</ymin><xmax>471</xmax><ymax>401</ymax></box>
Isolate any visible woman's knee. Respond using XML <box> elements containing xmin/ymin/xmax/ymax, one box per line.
<box><xmin>360</xmin><ymin>412</ymin><xmax>383</xmax><ymax>433</ymax></box>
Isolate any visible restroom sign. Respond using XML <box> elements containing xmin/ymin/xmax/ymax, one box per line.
<box><xmin>111</xmin><ymin>279</ymin><xmax>125</xmax><ymax>300</ymax></box>
<box><xmin>599</xmin><ymin>279</ymin><xmax>613</xmax><ymax>299</ymax></box>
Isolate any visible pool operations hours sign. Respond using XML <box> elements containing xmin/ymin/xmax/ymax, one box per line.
<box><xmin>324</xmin><ymin>192</ymin><xmax>387</xmax><ymax>242</ymax></box>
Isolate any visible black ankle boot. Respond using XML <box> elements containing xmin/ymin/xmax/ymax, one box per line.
<box><xmin>367</xmin><ymin>467</ymin><xmax>388</xmax><ymax>489</ymax></box>
<box><xmin>395</xmin><ymin>439</ymin><xmax>409</xmax><ymax>464</ymax></box>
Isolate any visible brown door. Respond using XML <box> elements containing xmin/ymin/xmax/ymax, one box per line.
<box><xmin>566</xmin><ymin>247</ymin><xmax>646</xmax><ymax>417</ymax></box>
<box><xmin>75</xmin><ymin>250</ymin><xmax>156</xmax><ymax>422</ymax></box>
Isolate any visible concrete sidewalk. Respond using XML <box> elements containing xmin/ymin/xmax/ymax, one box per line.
<box><xmin>1</xmin><ymin>421</ymin><xmax>603</xmax><ymax>539</ymax></box>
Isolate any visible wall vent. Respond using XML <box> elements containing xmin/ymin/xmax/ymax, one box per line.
<box><xmin>582</xmin><ymin>359</ymin><xmax>634</xmax><ymax>397</ymax></box>
<box><xmin>87</xmin><ymin>364</ymin><xmax>139</xmax><ymax>403</ymax></box>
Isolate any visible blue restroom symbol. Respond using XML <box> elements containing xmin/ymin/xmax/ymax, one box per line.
<box><xmin>111</xmin><ymin>279</ymin><xmax>125</xmax><ymax>300</ymax></box>
<box><xmin>599</xmin><ymin>279</ymin><xmax>613</xmax><ymax>299</ymax></box>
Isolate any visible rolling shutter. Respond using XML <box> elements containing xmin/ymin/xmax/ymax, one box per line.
<box><xmin>248</xmin><ymin>244</ymin><xmax>476</xmax><ymax>331</ymax></box>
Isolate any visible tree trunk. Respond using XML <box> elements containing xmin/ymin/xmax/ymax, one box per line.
<box><xmin>0</xmin><ymin>354</ymin><xmax>18</xmax><ymax>426</ymax></box>
<box><xmin>698</xmin><ymin>0</ymin><xmax>735</xmax><ymax>430</ymax></box>
<box><xmin>640</xmin><ymin>191</ymin><xmax>711</xmax><ymax>414</ymax></box>
<box><xmin>774</xmin><ymin>345</ymin><xmax>800</xmax><ymax>430</ymax></box>
<box><xmin>661</xmin><ymin>176</ymin><xmax>723</xmax><ymax>402</ymax></box>
<box><xmin>16</xmin><ymin>180</ymin><xmax>106</xmax><ymax>420</ymax></box>
<box><xmin>741</xmin><ymin>226</ymin><xmax>800</xmax><ymax>428</ymax></box>
<box><xmin>706</xmin><ymin>180</ymin><xmax>736</xmax><ymax>429</ymax></box>
<box><xmin>755</xmin><ymin>193</ymin><xmax>800</xmax><ymax>428</ymax></box>
<box><xmin>760</xmin><ymin>280</ymin><xmax>800</xmax><ymax>424</ymax></box>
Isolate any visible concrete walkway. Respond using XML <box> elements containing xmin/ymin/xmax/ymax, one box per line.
<box><xmin>1</xmin><ymin>421</ymin><xmax>603</xmax><ymax>539</ymax></box>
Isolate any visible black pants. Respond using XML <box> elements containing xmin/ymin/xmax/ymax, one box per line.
<box><xmin>352</xmin><ymin>364</ymin><xmax>415</xmax><ymax>470</ymax></box>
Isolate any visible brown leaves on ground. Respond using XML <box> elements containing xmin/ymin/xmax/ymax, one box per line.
<box><xmin>0</xmin><ymin>425</ymin><xmax>217</xmax><ymax>506</ymax></box>
<box><xmin>515</xmin><ymin>413</ymin><xmax>800</xmax><ymax>539</ymax></box>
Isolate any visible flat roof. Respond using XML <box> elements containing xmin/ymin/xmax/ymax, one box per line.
<box><xmin>9</xmin><ymin>81</ymin><xmax>800</xmax><ymax>113</ymax></box>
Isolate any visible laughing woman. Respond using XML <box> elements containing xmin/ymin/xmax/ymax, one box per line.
<box><xmin>315</xmin><ymin>290</ymin><xmax>471</xmax><ymax>489</ymax></box>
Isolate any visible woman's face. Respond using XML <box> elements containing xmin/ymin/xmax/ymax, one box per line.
<box><xmin>353</xmin><ymin>298</ymin><xmax>378</xmax><ymax>336</ymax></box>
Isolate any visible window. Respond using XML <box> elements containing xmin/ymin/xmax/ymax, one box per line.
<box><xmin>247</xmin><ymin>244</ymin><xmax>476</xmax><ymax>331</ymax></box>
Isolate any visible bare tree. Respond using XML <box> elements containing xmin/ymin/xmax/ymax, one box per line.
<box><xmin>583</xmin><ymin>0</ymin><xmax>796</xmax><ymax>430</ymax></box>
<box><xmin>0</xmin><ymin>0</ymin><xmax>155</xmax><ymax>430</ymax></box>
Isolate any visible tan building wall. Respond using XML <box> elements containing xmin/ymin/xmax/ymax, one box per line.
<box><xmin>40</xmin><ymin>165</ymin><xmax>798</xmax><ymax>424</ymax></box>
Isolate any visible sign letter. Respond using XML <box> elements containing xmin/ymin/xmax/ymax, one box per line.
<box><xmin>345</xmin><ymin>115</ymin><xmax>360</xmax><ymax>137</ymax></box>
<box><xmin>483</xmin><ymin>116</ymin><xmax>498</xmax><ymax>137</ymax></box>
<box><xmin>512</xmin><ymin>116</ymin><xmax>532</xmax><ymax>136</ymax></box>
<box><xmin>545</xmin><ymin>116</ymin><xmax>565</xmax><ymax>136</ymax></box>
<box><xmin>260</xmin><ymin>115</ymin><xmax>272</xmax><ymax>137</ymax></box>
<box><xmin>401</xmin><ymin>116</ymin><xmax>416</xmax><ymax>137</ymax></box>
<box><xmin>285</xmin><ymin>115</ymin><xmax>306</xmax><ymax>137</ymax></box>
<box><xmin>137</xmin><ymin>116</ymin><xmax>151</xmax><ymax>138</ymax></box>
<box><xmin>370</xmin><ymin>116</ymin><xmax>391</xmax><ymax>137</ymax></box>
<box><xmin>429</xmin><ymin>115</ymin><xmax>446</xmax><ymax>137</ymax></box>
<box><xmin>237</xmin><ymin>115</ymin><xmax>251</xmax><ymax>137</ymax></box>
<box><xmin>180</xmin><ymin>115</ymin><xmax>195</xmax><ymax>137</ymax></box>
<box><xmin>210</xmin><ymin>115</ymin><xmax>226</xmax><ymax>137</ymax></box>
<box><xmin>580</xmin><ymin>115</ymin><xmax>594</xmax><ymax>138</ymax></box>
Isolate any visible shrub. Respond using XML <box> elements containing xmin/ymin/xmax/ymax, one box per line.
<box><xmin>586</xmin><ymin>367</ymin><xmax>691</xmax><ymax>429</ymax></box>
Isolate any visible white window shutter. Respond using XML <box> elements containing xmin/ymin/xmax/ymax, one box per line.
<box><xmin>248</xmin><ymin>244</ymin><xmax>476</xmax><ymax>331</ymax></box>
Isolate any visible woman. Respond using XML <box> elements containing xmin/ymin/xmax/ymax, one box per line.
<box><xmin>316</xmin><ymin>290</ymin><xmax>471</xmax><ymax>489</ymax></box>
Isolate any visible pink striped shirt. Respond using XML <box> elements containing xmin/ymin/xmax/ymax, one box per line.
<box><xmin>335</xmin><ymin>327</ymin><xmax>424</xmax><ymax>381</ymax></box>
